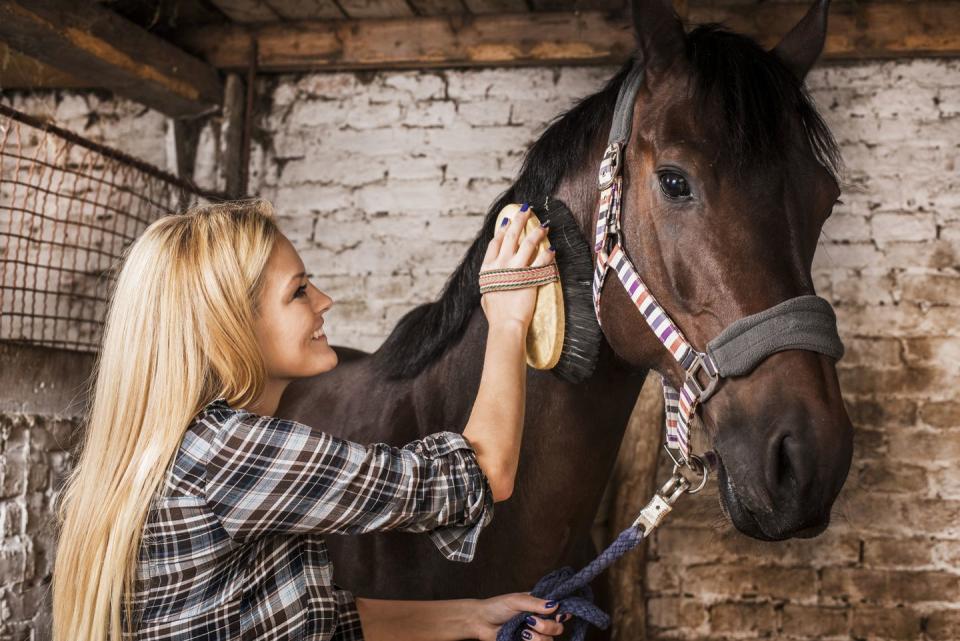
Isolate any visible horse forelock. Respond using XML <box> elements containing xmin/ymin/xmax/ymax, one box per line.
<box><xmin>685</xmin><ymin>24</ymin><xmax>842</xmax><ymax>181</ymax></box>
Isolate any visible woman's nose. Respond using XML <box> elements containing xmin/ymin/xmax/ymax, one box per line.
<box><xmin>311</xmin><ymin>284</ymin><xmax>333</xmax><ymax>312</ymax></box>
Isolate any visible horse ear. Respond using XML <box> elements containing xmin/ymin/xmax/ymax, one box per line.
<box><xmin>631</xmin><ymin>0</ymin><xmax>686</xmax><ymax>72</ymax></box>
<box><xmin>772</xmin><ymin>0</ymin><xmax>831</xmax><ymax>81</ymax></box>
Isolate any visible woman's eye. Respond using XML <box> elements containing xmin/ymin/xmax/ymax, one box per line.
<box><xmin>659</xmin><ymin>172</ymin><xmax>691</xmax><ymax>200</ymax></box>
<box><xmin>294</xmin><ymin>284</ymin><xmax>308</xmax><ymax>299</ymax></box>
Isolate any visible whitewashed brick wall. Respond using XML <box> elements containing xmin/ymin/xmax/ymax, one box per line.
<box><xmin>2</xmin><ymin>57</ymin><xmax>959</xmax><ymax>640</ymax></box>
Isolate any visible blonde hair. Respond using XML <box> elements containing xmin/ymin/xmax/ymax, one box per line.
<box><xmin>52</xmin><ymin>199</ymin><xmax>280</xmax><ymax>641</ymax></box>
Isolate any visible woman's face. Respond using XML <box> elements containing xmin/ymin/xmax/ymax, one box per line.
<box><xmin>253</xmin><ymin>233</ymin><xmax>338</xmax><ymax>381</ymax></box>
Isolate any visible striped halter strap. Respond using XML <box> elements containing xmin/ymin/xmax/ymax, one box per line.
<box><xmin>591</xmin><ymin>63</ymin><xmax>846</xmax><ymax>467</ymax></box>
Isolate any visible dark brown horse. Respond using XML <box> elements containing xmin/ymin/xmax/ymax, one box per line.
<box><xmin>277</xmin><ymin>0</ymin><xmax>853</xmax><ymax>627</ymax></box>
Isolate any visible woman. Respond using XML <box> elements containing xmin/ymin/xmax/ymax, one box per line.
<box><xmin>52</xmin><ymin>200</ymin><xmax>567</xmax><ymax>641</ymax></box>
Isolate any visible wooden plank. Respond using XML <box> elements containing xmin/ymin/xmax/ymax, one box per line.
<box><xmin>528</xmin><ymin>0</ymin><xmax>576</xmax><ymax>11</ymax></box>
<box><xmin>460</xmin><ymin>0</ymin><xmax>528</xmax><ymax>13</ymax></box>
<box><xmin>687</xmin><ymin>1</ymin><xmax>960</xmax><ymax>59</ymax></box>
<box><xmin>179</xmin><ymin>12</ymin><xmax>635</xmax><ymax>70</ymax></box>
<box><xmin>266</xmin><ymin>0</ymin><xmax>346</xmax><ymax>19</ymax></box>
<box><xmin>179</xmin><ymin>2</ymin><xmax>960</xmax><ymax>72</ymax></box>
<box><xmin>336</xmin><ymin>0</ymin><xmax>415</xmax><ymax>19</ymax></box>
<box><xmin>0</xmin><ymin>0</ymin><xmax>222</xmax><ymax>117</ymax></box>
<box><xmin>529</xmin><ymin>0</ymin><xmax>622</xmax><ymax>11</ymax></box>
<box><xmin>0</xmin><ymin>43</ymin><xmax>89</xmax><ymax>88</ymax></box>
<box><xmin>209</xmin><ymin>0</ymin><xmax>279</xmax><ymax>22</ymax></box>
<box><xmin>407</xmin><ymin>0</ymin><xmax>468</xmax><ymax>16</ymax></box>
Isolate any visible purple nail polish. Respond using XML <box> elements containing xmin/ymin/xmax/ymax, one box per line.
<box><xmin>521</xmin><ymin>631</ymin><xmax>533</xmax><ymax>640</ymax></box>
<box><xmin>520</xmin><ymin>203</ymin><xmax>530</xmax><ymax>212</ymax></box>
<box><xmin>525</xmin><ymin>615</ymin><xmax>537</xmax><ymax>627</ymax></box>
<box><xmin>540</xmin><ymin>221</ymin><xmax>549</xmax><ymax>228</ymax></box>
<box><xmin>545</xmin><ymin>600</ymin><xmax>557</xmax><ymax>609</ymax></box>
<box><xmin>500</xmin><ymin>218</ymin><xmax>509</xmax><ymax>227</ymax></box>
<box><xmin>549</xmin><ymin>245</ymin><xmax>556</xmax><ymax>252</ymax></box>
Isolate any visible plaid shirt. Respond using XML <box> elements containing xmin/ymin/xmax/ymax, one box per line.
<box><xmin>125</xmin><ymin>398</ymin><xmax>494</xmax><ymax>640</ymax></box>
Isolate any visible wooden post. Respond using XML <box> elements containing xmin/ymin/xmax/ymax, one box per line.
<box><xmin>220</xmin><ymin>74</ymin><xmax>247</xmax><ymax>200</ymax></box>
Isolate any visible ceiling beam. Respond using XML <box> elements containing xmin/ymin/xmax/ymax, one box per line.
<box><xmin>692</xmin><ymin>1</ymin><xmax>960</xmax><ymax>58</ymax></box>
<box><xmin>0</xmin><ymin>42</ymin><xmax>89</xmax><ymax>88</ymax></box>
<box><xmin>177</xmin><ymin>1</ymin><xmax>960</xmax><ymax>72</ymax></box>
<box><xmin>0</xmin><ymin>0</ymin><xmax>223</xmax><ymax>117</ymax></box>
<box><xmin>179</xmin><ymin>11</ymin><xmax>634</xmax><ymax>70</ymax></box>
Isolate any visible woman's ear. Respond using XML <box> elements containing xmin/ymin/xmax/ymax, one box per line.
<box><xmin>772</xmin><ymin>0</ymin><xmax>831</xmax><ymax>81</ymax></box>
<box><xmin>631</xmin><ymin>0</ymin><xmax>687</xmax><ymax>73</ymax></box>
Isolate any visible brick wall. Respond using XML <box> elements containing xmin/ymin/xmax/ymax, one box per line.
<box><xmin>2</xmin><ymin>57</ymin><xmax>959</xmax><ymax>640</ymax></box>
<box><xmin>0</xmin><ymin>344</ymin><xmax>93</xmax><ymax>639</ymax></box>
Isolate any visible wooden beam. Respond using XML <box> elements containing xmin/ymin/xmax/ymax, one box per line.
<box><xmin>688</xmin><ymin>1</ymin><xmax>960</xmax><ymax>59</ymax></box>
<box><xmin>0</xmin><ymin>0</ymin><xmax>222</xmax><ymax>117</ymax></box>
<box><xmin>178</xmin><ymin>2</ymin><xmax>960</xmax><ymax>72</ymax></box>
<box><xmin>337</xmin><ymin>0</ymin><xmax>415</xmax><ymax>19</ymax></box>
<box><xmin>208</xmin><ymin>0</ymin><xmax>279</xmax><ymax>22</ymax></box>
<box><xmin>178</xmin><ymin>12</ymin><xmax>635</xmax><ymax>71</ymax></box>
<box><xmin>267</xmin><ymin>0</ymin><xmax>346</xmax><ymax>20</ymax></box>
<box><xmin>0</xmin><ymin>43</ymin><xmax>88</xmax><ymax>88</ymax></box>
<box><xmin>460</xmin><ymin>0</ymin><xmax>528</xmax><ymax>14</ymax></box>
<box><xmin>407</xmin><ymin>0</ymin><xmax>468</xmax><ymax>16</ymax></box>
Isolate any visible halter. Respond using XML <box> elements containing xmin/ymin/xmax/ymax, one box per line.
<box><xmin>591</xmin><ymin>63</ymin><xmax>845</xmax><ymax>467</ymax></box>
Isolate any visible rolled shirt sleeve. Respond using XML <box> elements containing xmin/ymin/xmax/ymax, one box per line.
<box><xmin>202</xmin><ymin>411</ymin><xmax>494</xmax><ymax>562</ymax></box>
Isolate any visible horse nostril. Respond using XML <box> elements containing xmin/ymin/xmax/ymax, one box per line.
<box><xmin>766</xmin><ymin>431</ymin><xmax>803</xmax><ymax>497</ymax></box>
<box><xmin>777</xmin><ymin>435</ymin><xmax>796</xmax><ymax>487</ymax></box>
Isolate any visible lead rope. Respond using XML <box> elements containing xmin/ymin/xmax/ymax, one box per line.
<box><xmin>496</xmin><ymin>456</ymin><xmax>710</xmax><ymax>641</ymax></box>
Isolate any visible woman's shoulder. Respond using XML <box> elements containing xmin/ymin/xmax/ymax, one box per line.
<box><xmin>162</xmin><ymin>398</ymin><xmax>250</xmax><ymax>497</ymax></box>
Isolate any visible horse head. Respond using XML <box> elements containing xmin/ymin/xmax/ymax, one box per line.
<box><xmin>598</xmin><ymin>0</ymin><xmax>852</xmax><ymax>540</ymax></box>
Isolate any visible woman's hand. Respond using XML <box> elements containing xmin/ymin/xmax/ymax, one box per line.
<box><xmin>469</xmin><ymin>593</ymin><xmax>568</xmax><ymax>641</ymax></box>
<box><xmin>480</xmin><ymin>204</ymin><xmax>555</xmax><ymax>332</ymax></box>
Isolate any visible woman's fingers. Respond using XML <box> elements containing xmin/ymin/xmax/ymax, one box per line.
<box><xmin>511</xmin><ymin>225</ymin><xmax>547</xmax><ymax>267</ymax></box>
<box><xmin>523</xmin><ymin>614</ymin><xmax>564</xmax><ymax>637</ymax></box>
<box><xmin>498</xmin><ymin>206</ymin><xmax>530</xmax><ymax>262</ymax></box>
<box><xmin>520</xmin><ymin>626</ymin><xmax>561</xmax><ymax>641</ymax></box>
<box><xmin>530</xmin><ymin>244</ymin><xmax>555</xmax><ymax>268</ymax></box>
<box><xmin>483</xmin><ymin>216</ymin><xmax>509</xmax><ymax>265</ymax></box>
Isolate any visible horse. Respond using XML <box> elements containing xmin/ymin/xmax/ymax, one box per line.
<box><xmin>277</xmin><ymin>0</ymin><xmax>853</xmax><ymax>633</ymax></box>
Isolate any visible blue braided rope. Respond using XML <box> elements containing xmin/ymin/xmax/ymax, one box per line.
<box><xmin>496</xmin><ymin>526</ymin><xmax>645</xmax><ymax>641</ymax></box>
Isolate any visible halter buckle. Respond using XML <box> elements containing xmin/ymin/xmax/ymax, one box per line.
<box><xmin>685</xmin><ymin>354</ymin><xmax>719</xmax><ymax>403</ymax></box>
<box><xmin>598</xmin><ymin>143</ymin><xmax>622</xmax><ymax>190</ymax></box>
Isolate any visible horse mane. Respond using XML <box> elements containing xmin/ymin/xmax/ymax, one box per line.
<box><xmin>372</xmin><ymin>25</ymin><xmax>842</xmax><ymax>380</ymax></box>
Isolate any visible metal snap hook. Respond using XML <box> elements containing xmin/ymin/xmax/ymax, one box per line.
<box><xmin>672</xmin><ymin>453</ymin><xmax>709</xmax><ymax>494</ymax></box>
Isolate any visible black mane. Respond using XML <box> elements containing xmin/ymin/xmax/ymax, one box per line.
<box><xmin>372</xmin><ymin>25</ymin><xmax>841</xmax><ymax>380</ymax></box>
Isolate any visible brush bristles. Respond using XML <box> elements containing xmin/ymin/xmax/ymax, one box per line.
<box><xmin>536</xmin><ymin>198</ymin><xmax>602</xmax><ymax>384</ymax></box>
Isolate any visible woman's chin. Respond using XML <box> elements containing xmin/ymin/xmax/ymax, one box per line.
<box><xmin>310</xmin><ymin>344</ymin><xmax>338</xmax><ymax>374</ymax></box>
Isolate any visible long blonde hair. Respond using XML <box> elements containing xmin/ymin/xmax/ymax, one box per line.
<box><xmin>52</xmin><ymin>200</ymin><xmax>280</xmax><ymax>641</ymax></box>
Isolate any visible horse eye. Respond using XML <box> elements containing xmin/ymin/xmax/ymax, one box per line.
<box><xmin>659</xmin><ymin>172</ymin><xmax>691</xmax><ymax>200</ymax></box>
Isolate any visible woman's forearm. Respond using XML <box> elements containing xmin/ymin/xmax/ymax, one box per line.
<box><xmin>355</xmin><ymin>597</ymin><xmax>479</xmax><ymax>641</ymax></box>
<box><xmin>462</xmin><ymin>320</ymin><xmax>527</xmax><ymax>501</ymax></box>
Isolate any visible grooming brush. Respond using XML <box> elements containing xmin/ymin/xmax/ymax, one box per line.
<box><xmin>497</xmin><ymin>198</ymin><xmax>601</xmax><ymax>382</ymax></box>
